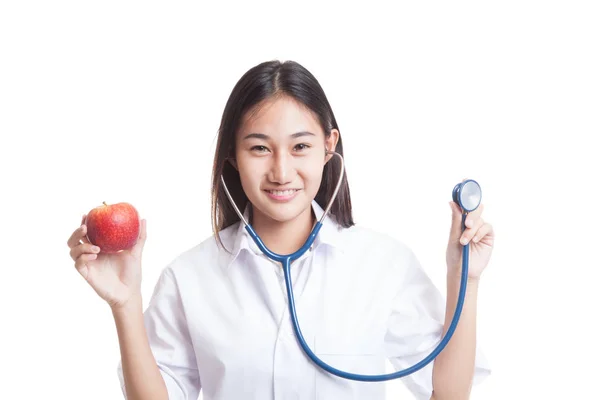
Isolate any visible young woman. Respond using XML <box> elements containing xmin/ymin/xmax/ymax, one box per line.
<box><xmin>67</xmin><ymin>60</ymin><xmax>493</xmax><ymax>400</ymax></box>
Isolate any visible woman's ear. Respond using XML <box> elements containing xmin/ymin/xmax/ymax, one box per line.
<box><xmin>324</xmin><ymin>129</ymin><xmax>340</xmax><ymax>164</ymax></box>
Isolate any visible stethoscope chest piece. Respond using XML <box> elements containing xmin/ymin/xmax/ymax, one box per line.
<box><xmin>452</xmin><ymin>179</ymin><xmax>482</xmax><ymax>212</ymax></box>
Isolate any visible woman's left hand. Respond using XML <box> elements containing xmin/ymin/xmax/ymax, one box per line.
<box><xmin>446</xmin><ymin>200</ymin><xmax>495</xmax><ymax>280</ymax></box>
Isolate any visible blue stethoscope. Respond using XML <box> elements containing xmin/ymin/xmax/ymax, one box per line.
<box><xmin>220</xmin><ymin>151</ymin><xmax>482</xmax><ymax>382</ymax></box>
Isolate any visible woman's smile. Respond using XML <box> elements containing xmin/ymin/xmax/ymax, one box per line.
<box><xmin>264</xmin><ymin>188</ymin><xmax>301</xmax><ymax>201</ymax></box>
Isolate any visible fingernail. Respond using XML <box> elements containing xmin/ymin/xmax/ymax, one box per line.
<box><xmin>473</xmin><ymin>236</ymin><xmax>479</xmax><ymax>243</ymax></box>
<box><xmin>460</xmin><ymin>237</ymin><xmax>468</xmax><ymax>245</ymax></box>
<box><xmin>92</xmin><ymin>246</ymin><xmax>100</xmax><ymax>252</ymax></box>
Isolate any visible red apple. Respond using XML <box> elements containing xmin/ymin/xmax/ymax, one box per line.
<box><xmin>85</xmin><ymin>202</ymin><xmax>140</xmax><ymax>253</ymax></box>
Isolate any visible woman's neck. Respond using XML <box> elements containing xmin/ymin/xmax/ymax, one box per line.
<box><xmin>250</xmin><ymin>205</ymin><xmax>315</xmax><ymax>255</ymax></box>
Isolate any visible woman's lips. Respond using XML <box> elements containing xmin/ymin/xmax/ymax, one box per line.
<box><xmin>264</xmin><ymin>189</ymin><xmax>300</xmax><ymax>201</ymax></box>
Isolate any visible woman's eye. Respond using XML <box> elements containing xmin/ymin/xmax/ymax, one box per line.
<box><xmin>294</xmin><ymin>143</ymin><xmax>311</xmax><ymax>151</ymax></box>
<box><xmin>251</xmin><ymin>145</ymin><xmax>269</xmax><ymax>153</ymax></box>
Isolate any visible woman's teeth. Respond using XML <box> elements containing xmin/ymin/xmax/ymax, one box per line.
<box><xmin>268</xmin><ymin>189</ymin><xmax>297</xmax><ymax>196</ymax></box>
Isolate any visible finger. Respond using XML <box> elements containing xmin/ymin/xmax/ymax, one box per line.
<box><xmin>131</xmin><ymin>219</ymin><xmax>147</xmax><ymax>258</ymax></box>
<box><xmin>67</xmin><ymin>224</ymin><xmax>88</xmax><ymax>249</ymax></box>
<box><xmin>74</xmin><ymin>253</ymin><xmax>97</xmax><ymax>278</ymax></box>
<box><xmin>70</xmin><ymin>242</ymin><xmax>101</xmax><ymax>261</ymax></box>
<box><xmin>449</xmin><ymin>201</ymin><xmax>464</xmax><ymax>238</ymax></box>
<box><xmin>464</xmin><ymin>203</ymin><xmax>484</xmax><ymax>229</ymax></box>
<box><xmin>140</xmin><ymin>219</ymin><xmax>147</xmax><ymax>244</ymax></box>
<box><xmin>460</xmin><ymin>217</ymin><xmax>485</xmax><ymax>245</ymax></box>
<box><xmin>80</xmin><ymin>214</ymin><xmax>91</xmax><ymax>244</ymax></box>
<box><xmin>80</xmin><ymin>228</ymin><xmax>91</xmax><ymax>244</ymax></box>
<box><xmin>472</xmin><ymin>222</ymin><xmax>495</xmax><ymax>244</ymax></box>
<box><xmin>66</xmin><ymin>214</ymin><xmax>90</xmax><ymax>249</ymax></box>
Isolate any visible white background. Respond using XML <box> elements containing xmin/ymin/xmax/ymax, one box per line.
<box><xmin>1</xmin><ymin>1</ymin><xmax>599</xmax><ymax>399</ymax></box>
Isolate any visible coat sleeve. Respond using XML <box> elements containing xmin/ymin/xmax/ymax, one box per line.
<box><xmin>384</xmin><ymin>249</ymin><xmax>491</xmax><ymax>400</ymax></box>
<box><xmin>117</xmin><ymin>267</ymin><xmax>201</xmax><ymax>399</ymax></box>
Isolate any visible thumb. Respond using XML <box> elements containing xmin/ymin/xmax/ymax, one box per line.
<box><xmin>449</xmin><ymin>201</ymin><xmax>464</xmax><ymax>240</ymax></box>
<box><xmin>131</xmin><ymin>219</ymin><xmax>147</xmax><ymax>257</ymax></box>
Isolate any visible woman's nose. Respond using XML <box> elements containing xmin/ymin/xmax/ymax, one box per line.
<box><xmin>268</xmin><ymin>152</ymin><xmax>294</xmax><ymax>184</ymax></box>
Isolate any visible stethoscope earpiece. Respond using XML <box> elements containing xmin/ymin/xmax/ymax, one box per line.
<box><xmin>452</xmin><ymin>179</ymin><xmax>482</xmax><ymax>213</ymax></box>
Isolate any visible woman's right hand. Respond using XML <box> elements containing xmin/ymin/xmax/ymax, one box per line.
<box><xmin>67</xmin><ymin>214</ymin><xmax>147</xmax><ymax>310</ymax></box>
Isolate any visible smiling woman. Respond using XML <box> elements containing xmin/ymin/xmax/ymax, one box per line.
<box><xmin>238</xmin><ymin>125</ymin><xmax>329</xmax><ymax>205</ymax></box>
<box><xmin>211</xmin><ymin>61</ymin><xmax>355</xmax><ymax>252</ymax></box>
<box><xmin>66</xmin><ymin>59</ymin><xmax>493</xmax><ymax>400</ymax></box>
<box><xmin>225</xmin><ymin>95</ymin><xmax>341</xmax><ymax>254</ymax></box>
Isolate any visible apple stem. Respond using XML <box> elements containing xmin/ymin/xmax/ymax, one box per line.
<box><xmin>103</xmin><ymin>201</ymin><xmax>107</xmax><ymax>206</ymax></box>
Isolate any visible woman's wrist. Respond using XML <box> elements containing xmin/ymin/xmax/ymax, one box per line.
<box><xmin>111</xmin><ymin>294</ymin><xmax>143</xmax><ymax>317</ymax></box>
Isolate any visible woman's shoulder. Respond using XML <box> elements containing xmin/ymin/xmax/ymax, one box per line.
<box><xmin>331</xmin><ymin>223</ymin><xmax>424</xmax><ymax>284</ymax></box>
<box><xmin>338</xmin><ymin>222</ymin><xmax>415</xmax><ymax>259</ymax></box>
<box><xmin>161</xmin><ymin>222</ymin><xmax>241</xmax><ymax>277</ymax></box>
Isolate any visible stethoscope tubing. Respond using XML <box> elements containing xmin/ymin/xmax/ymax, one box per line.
<box><xmin>221</xmin><ymin>151</ymin><xmax>472</xmax><ymax>382</ymax></box>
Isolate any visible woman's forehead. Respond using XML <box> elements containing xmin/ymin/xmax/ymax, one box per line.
<box><xmin>239</xmin><ymin>96</ymin><xmax>323</xmax><ymax>138</ymax></box>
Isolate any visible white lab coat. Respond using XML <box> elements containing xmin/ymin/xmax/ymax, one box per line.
<box><xmin>117</xmin><ymin>201</ymin><xmax>490</xmax><ymax>399</ymax></box>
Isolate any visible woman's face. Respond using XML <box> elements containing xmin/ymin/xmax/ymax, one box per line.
<box><xmin>234</xmin><ymin>95</ymin><xmax>338</xmax><ymax>225</ymax></box>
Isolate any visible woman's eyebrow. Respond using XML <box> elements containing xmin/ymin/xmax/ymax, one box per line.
<box><xmin>242</xmin><ymin>133</ymin><xmax>269</xmax><ymax>140</ymax></box>
<box><xmin>242</xmin><ymin>131</ymin><xmax>316</xmax><ymax>140</ymax></box>
<box><xmin>291</xmin><ymin>131</ymin><xmax>316</xmax><ymax>138</ymax></box>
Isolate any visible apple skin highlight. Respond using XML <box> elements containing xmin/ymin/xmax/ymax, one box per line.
<box><xmin>85</xmin><ymin>202</ymin><xmax>140</xmax><ymax>253</ymax></box>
